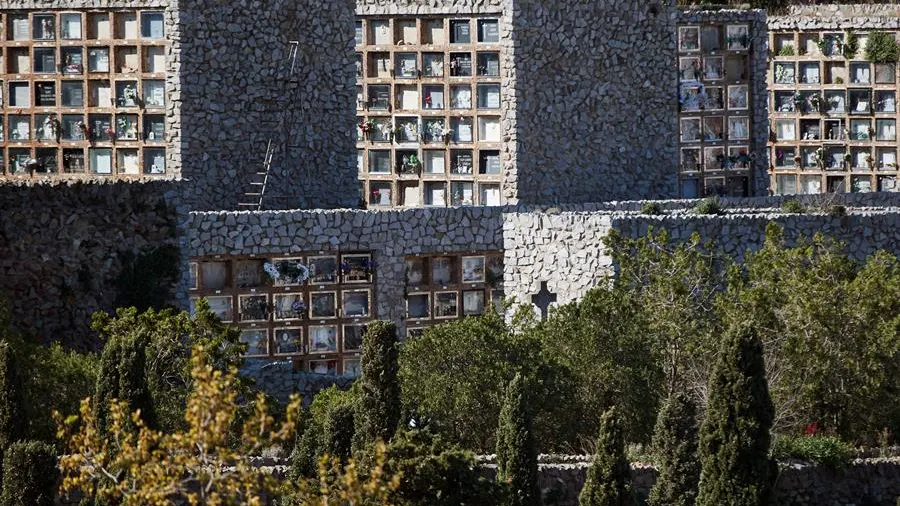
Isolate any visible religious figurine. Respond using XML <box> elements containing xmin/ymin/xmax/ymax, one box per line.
<box><xmin>122</xmin><ymin>84</ymin><xmax>138</xmax><ymax>107</ymax></box>
<box><xmin>41</xmin><ymin>18</ymin><xmax>53</xmax><ymax>40</ymax></box>
<box><xmin>42</xmin><ymin>115</ymin><xmax>60</xmax><ymax>141</ymax></box>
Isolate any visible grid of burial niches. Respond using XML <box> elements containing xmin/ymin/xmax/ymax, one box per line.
<box><xmin>0</xmin><ymin>10</ymin><xmax>168</xmax><ymax>178</ymax></box>
<box><xmin>188</xmin><ymin>253</ymin><xmax>378</xmax><ymax>377</ymax></box>
<box><xmin>678</xmin><ymin>23</ymin><xmax>755</xmax><ymax>199</ymax></box>
<box><xmin>769</xmin><ymin>30</ymin><xmax>900</xmax><ymax>194</ymax></box>
<box><xmin>403</xmin><ymin>252</ymin><xmax>504</xmax><ymax>339</ymax></box>
<box><xmin>355</xmin><ymin>16</ymin><xmax>504</xmax><ymax>208</ymax></box>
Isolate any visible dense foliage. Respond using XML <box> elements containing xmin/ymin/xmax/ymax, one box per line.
<box><xmin>354</xmin><ymin>321</ymin><xmax>401</xmax><ymax>454</ymax></box>
<box><xmin>495</xmin><ymin>373</ymin><xmax>540</xmax><ymax>506</ymax></box>
<box><xmin>579</xmin><ymin>407</ymin><xmax>635</xmax><ymax>506</ymax></box>
<box><xmin>866</xmin><ymin>31</ymin><xmax>900</xmax><ymax>63</ymax></box>
<box><xmin>0</xmin><ymin>440</ymin><xmax>58</xmax><ymax>506</ymax></box>
<box><xmin>291</xmin><ymin>386</ymin><xmax>358</xmax><ymax>479</ymax></box>
<box><xmin>696</xmin><ymin>323</ymin><xmax>775</xmax><ymax>506</ymax></box>
<box><xmin>648</xmin><ymin>393</ymin><xmax>699</xmax><ymax>506</ymax></box>
<box><xmin>770</xmin><ymin>435</ymin><xmax>854</xmax><ymax>468</ymax></box>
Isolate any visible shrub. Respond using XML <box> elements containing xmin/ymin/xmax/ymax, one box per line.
<box><xmin>290</xmin><ymin>386</ymin><xmax>357</xmax><ymax>479</ymax></box>
<box><xmin>496</xmin><ymin>373</ymin><xmax>540</xmax><ymax>506</ymax></box>
<box><xmin>0</xmin><ymin>440</ymin><xmax>58</xmax><ymax>506</ymax></box>
<box><xmin>829</xmin><ymin>205</ymin><xmax>847</xmax><ymax>217</ymax></box>
<box><xmin>0</xmin><ymin>341</ymin><xmax>25</xmax><ymax>451</ymax></box>
<box><xmin>92</xmin><ymin>330</ymin><xmax>156</xmax><ymax>433</ymax></box>
<box><xmin>866</xmin><ymin>31</ymin><xmax>900</xmax><ymax>63</ymax></box>
<box><xmin>696</xmin><ymin>323</ymin><xmax>775</xmax><ymax>506</ymax></box>
<box><xmin>354</xmin><ymin>321</ymin><xmax>400</xmax><ymax>454</ymax></box>
<box><xmin>580</xmin><ymin>407</ymin><xmax>635</xmax><ymax>506</ymax></box>
<box><xmin>693</xmin><ymin>197</ymin><xmax>722</xmax><ymax>215</ymax></box>
<box><xmin>771</xmin><ymin>435</ymin><xmax>853</xmax><ymax>468</ymax></box>
<box><xmin>777</xmin><ymin>45</ymin><xmax>795</xmax><ymax>56</ymax></box>
<box><xmin>781</xmin><ymin>199</ymin><xmax>805</xmax><ymax>214</ymax></box>
<box><xmin>640</xmin><ymin>202</ymin><xmax>664</xmax><ymax>215</ymax></box>
<box><xmin>382</xmin><ymin>429</ymin><xmax>507</xmax><ymax>506</ymax></box>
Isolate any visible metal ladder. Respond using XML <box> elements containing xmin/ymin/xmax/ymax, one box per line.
<box><xmin>238</xmin><ymin>41</ymin><xmax>300</xmax><ymax>211</ymax></box>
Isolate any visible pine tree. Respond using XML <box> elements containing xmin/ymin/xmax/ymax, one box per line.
<box><xmin>696</xmin><ymin>323</ymin><xmax>775</xmax><ymax>506</ymax></box>
<box><xmin>354</xmin><ymin>321</ymin><xmax>401</xmax><ymax>452</ymax></box>
<box><xmin>495</xmin><ymin>373</ymin><xmax>540</xmax><ymax>506</ymax></box>
<box><xmin>648</xmin><ymin>393</ymin><xmax>699</xmax><ymax>506</ymax></box>
<box><xmin>579</xmin><ymin>407</ymin><xmax>636</xmax><ymax>506</ymax></box>
<box><xmin>93</xmin><ymin>333</ymin><xmax>156</xmax><ymax>433</ymax></box>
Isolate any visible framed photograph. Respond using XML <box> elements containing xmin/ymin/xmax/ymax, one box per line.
<box><xmin>431</xmin><ymin>256</ymin><xmax>455</xmax><ymax>285</ymax></box>
<box><xmin>239</xmin><ymin>294</ymin><xmax>268</xmax><ymax>322</ymax></box>
<box><xmin>342</xmin><ymin>290</ymin><xmax>371</xmax><ymax>318</ymax></box>
<box><xmin>189</xmin><ymin>262</ymin><xmax>198</xmax><ymax>290</ymax></box>
<box><xmin>679</xmin><ymin>57</ymin><xmax>701</xmax><ymax>82</ymax></box>
<box><xmin>463</xmin><ymin>290</ymin><xmax>485</xmax><ymax>316</ymax></box>
<box><xmin>308</xmin><ymin>256</ymin><xmax>338</xmax><ymax>284</ymax></box>
<box><xmin>273</xmin><ymin>328</ymin><xmax>303</xmax><ymax>355</ymax></box>
<box><xmin>343</xmin><ymin>324</ymin><xmax>367</xmax><ymax>352</ymax></box>
<box><xmin>727</xmin><ymin>85</ymin><xmax>748</xmax><ymax>110</ymax></box>
<box><xmin>726</xmin><ymin>24</ymin><xmax>749</xmax><ymax>51</ymax></box>
<box><xmin>406</xmin><ymin>257</ymin><xmax>426</xmax><ymax>286</ymax></box>
<box><xmin>341</xmin><ymin>253</ymin><xmax>373</xmax><ymax>283</ymax></box>
<box><xmin>705</xmin><ymin>87</ymin><xmax>724</xmax><ymax>110</ymax></box>
<box><xmin>273</xmin><ymin>294</ymin><xmax>306</xmax><ymax>321</ymax></box>
<box><xmin>407</xmin><ymin>293</ymin><xmax>431</xmax><ymax>319</ymax></box>
<box><xmin>680</xmin><ymin>118</ymin><xmax>701</xmax><ymax>142</ymax></box>
<box><xmin>703</xmin><ymin>116</ymin><xmax>724</xmax><ymax>141</ymax></box>
<box><xmin>679</xmin><ymin>86</ymin><xmax>701</xmax><ymax>112</ymax></box>
<box><xmin>235</xmin><ymin>260</ymin><xmax>265</xmax><ymax>289</ymax></box>
<box><xmin>729</xmin><ymin>117</ymin><xmax>750</xmax><ymax>141</ymax></box>
<box><xmin>704</xmin><ymin>147</ymin><xmax>726</xmax><ymax>172</ymax></box>
<box><xmin>310</xmin><ymin>292</ymin><xmax>337</xmax><ymax>319</ymax></box>
<box><xmin>266</xmin><ymin>257</ymin><xmax>309</xmax><ymax>286</ymax></box>
<box><xmin>193</xmin><ymin>296</ymin><xmax>233</xmax><ymax>322</ymax></box>
<box><xmin>703</xmin><ymin>57</ymin><xmax>724</xmax><ymax>80</ymax></box>
<box><xmin>461</xmin><ymin>256</ymin><xmax>486</xmax><ymax>283</ymax></box>
<box><xmin>199</xmin><ymin>261</ymin><xmax>229</xmax><ymax>291</ymax></box>
<box><xmin>240</xmin><ymin>329</ymin><xmax>268</xmax><ymax>356</ymax></box>
<box><xmin>309</xmin><ymin>325</ymin><xmax>338</xmax><ymax>353</ymax></box>
<box><xmin>435</xmin><ymin>291</ymin><xmax>459</xmax><ymax>319</ymax></box>
<box><xmin>679</xmin><ymin>26</ymin><xmax>700</xmax><ymax>52</ymax></box>
<box><xmin>343</xmin><ymin>359</ymin><xmax>362</xmax><ymax>377</ymax></box>
<box><xmin>309</xmin><ymin>359</ymin><xmax>337</xmax><ymax>375</ymax></box>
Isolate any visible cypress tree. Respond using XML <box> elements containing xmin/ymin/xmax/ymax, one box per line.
<box><xmin>354</xmin><ymin>321</ymin><xmax>401</xmax><ymax>452</ymax></box>
<box><xmin>696</xmin><ymin>323</ymin><xmax>775</xmax><ymax>506</ymax></box>
<box><xmin>0</xmin><ymin>440</ymin><xmax>58</xmax><ymax>506</ymax></box>
<box><xmin>93</xmin><ymin>333</ymin><xmax>156</xmax><ymax>433</ymax></box>
<box><xmin>648</xmin><ymin>393</ymin><xmax>699</xmax><ymax>506</ymax></box>
<box><xmin>324</xmin><ymin>402</ymin><xmax>355</xmax><ymax>464</ymax></box>
<box><xmin>495</xmin><ymin>373</ymin><xmax>540</xmax><ymax>506</ymax></box>
<box><xmin>0</xmin><ymin>341</ymin><xmax>26</xmax><ymax>497</ymax></box>
<box><xmin>579</xmin><ymin>407</ymin><xmax>636</xmax><ymax>506</ymax></box>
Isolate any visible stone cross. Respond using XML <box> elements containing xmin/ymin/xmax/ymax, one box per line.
<box><xmin>531</xmin><ymin>281</ymin><xmax>557</xmax><ymax>321</ymax></box>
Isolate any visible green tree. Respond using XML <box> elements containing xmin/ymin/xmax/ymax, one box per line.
<box><xmin>0</xmin><ymin>440</ymin><xmax>58</xmax><ymax>506</ymax></box>
<box><xmin>535</xmin><ymin>287</ymin><xmax>661</xmax><ymax>444</ymax></box>
<box><xmin>90</xmin><ymin>301</ymin><xmax>245</xmax><ymax>433</ymax></box>
<box><xmin>648</xmin><ymin>393</ymin><xmax>699</xmax><ymax>506</ymax></box>
<box><xmin>354</xmin><ymin>321</ymin><xmax>401</xmax><ymax>453</ymax></box>
<box><xmin>381</xmin><ymin>429</ymin><xmax>507</xmax><ymax>506</ymax></box>
<box><xmin>696</xmin><ymin>322</ymin><xmax>775</xmax><ymax>506</ymax></box>
<box><xmin>722</xmin><ymin>224</ymin><xmax>900</xmax><ymax>438</ymax></box>
<box><xmin>399</xmin><ymin>310</ymin><xmax>574</xmax><ymax>452</ymax></box>
<box><xmin>579</xmin><ymin>407</ymin><xmax>635</xmax><ymax>506</ymax></box>
<box><xmin>290</xmin><ymin>386</ymin><xmax>358</xmax><ymax>479</ymax></box>
<box><xmin>0</xmin><ymin>342</ymin><xmax>25</xmax><ymax>451</ymax></box>
<box><xmin>92</xmin><ymin>330</ymin><xmax>156</xmax><ymax>433</ymax></box>
<box><xmin>604</xmin><ymin>229</ymin><xmax>725</xmax><ymax>399</ymax></box>
<box><xmin>495</xmin><ymin>373</ymin><xmax>539</xmax><ymax>506</ymax></box>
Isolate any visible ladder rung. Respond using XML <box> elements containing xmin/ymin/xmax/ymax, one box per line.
<box><xmin>244</xmin><ymin>192</ymin><xmax>262</xmax><ymax>197</ymax></box>
<box><xmin>250</xmin><ymin>182</ymin><xmax>264</xmax><ymax>186</ymax></box>
<box><xmin>237</xmin><ymin>203</ymin><xmax>258</xmax><ymax>207</ymax></box>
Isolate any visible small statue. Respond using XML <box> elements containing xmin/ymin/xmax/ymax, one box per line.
<box><xmin>122</xmin><ymin>84</ymin><xmax>138</xmax><ymax>107</ymax></box>
<box><xmin>41</xmin><ymin>18</ymin><xmax>53</xmax><ymax>40</ymax></box>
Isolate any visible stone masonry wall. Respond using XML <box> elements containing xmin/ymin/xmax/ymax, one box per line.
<box><xmin>479</xmin><ymin>459</ymin><xmax>900</xmax><ymax>506</ymax></box>
<box><xmin>178</xmin><ymin>0</ymin><xmax>359</xmax><ymax>211</ymax></box>
<box><xmin>510</xmin><ymin>0</ymin><xmax>679</xmax><ymax>204</ymax></box>
<box><xmin>0</xmin><ymin>181</ymin><xmax>182</xmax><ymax>349</ymax></box>
<box><xmin>769</xmin><ymin>4</ymin><xmax>900</xmax><ymax>30</ymax></box>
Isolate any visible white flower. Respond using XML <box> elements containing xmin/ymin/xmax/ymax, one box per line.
<box><xmin>263</xmin><ymin>262</ymin><xmax>281</xmax><ymax>281</ymax></box>
<box><xmin>294</xmin><ymin>264</ymin><xmax>310</xmax><ymax>283</ymax></box>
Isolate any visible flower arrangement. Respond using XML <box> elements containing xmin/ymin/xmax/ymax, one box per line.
<box><xmin>263</xmin><ymin>260</ymin><xmax>310</xmax><ymax>285</ymax></box>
